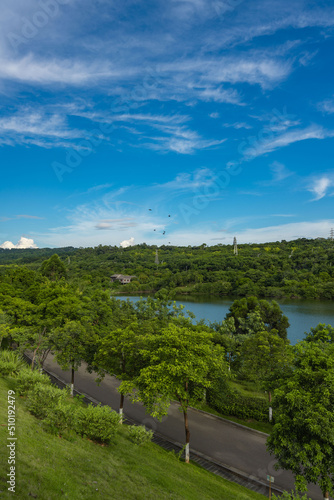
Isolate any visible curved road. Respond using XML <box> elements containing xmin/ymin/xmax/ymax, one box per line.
<box><xmin>42</xmin><ymin>355</ymin><xmax>325</xmax><ymax>500</ymax></box>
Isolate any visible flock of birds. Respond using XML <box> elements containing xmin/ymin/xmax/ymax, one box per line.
<box><xmin>148</xmin><ymin>209</ymin><xmax>171</xmax><ymax>243</ymax></box>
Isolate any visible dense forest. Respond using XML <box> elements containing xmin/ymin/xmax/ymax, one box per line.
<box><xmin>1</xmin><ymin>237</ymin><xmax>334</xmax><ymax>299</ymax></box>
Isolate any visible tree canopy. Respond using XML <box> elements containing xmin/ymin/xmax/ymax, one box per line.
<box><xmin>267</xmin><ymin>340</ymin><xmax>334</xmax><ymax>499</ymax></box>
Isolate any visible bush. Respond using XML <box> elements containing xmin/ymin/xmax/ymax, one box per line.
<box><xmin>127</xmin><ymin>425</ymin><xmax>154</xmax><ymax>445</ymax></box>
<box><xmin>75</xmin><ymin>404</ymin><xmax>121</xmax><ymax>443</ymax></box>
<box><xmin>26</xmin><ymin>383</ymin><xmax>68</xmax><ymax>419</ymax></box>
<box><xmin>16</xmin><ymin>368</ymin><xmax>51</xmax><ymax>395</ymax></box>
<box><xmin>0</xmin><ymin>350</ymin><xmax>26</xmax><ymax>376</ymax></box>
<box><xmin>273</xmin><ymin>491</ymin><xmax>311</xmax><ymax>500</ymax></box>
<box><xmin>42</xmin><ymin>399</ymin><xmax>76</xmax><ymax>437</ymax></box>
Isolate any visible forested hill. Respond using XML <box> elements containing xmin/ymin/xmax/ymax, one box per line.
<box><xmin>0</xmin><ymin>238</ymin><xmax>334</xmax><ymax>299</ymax></box>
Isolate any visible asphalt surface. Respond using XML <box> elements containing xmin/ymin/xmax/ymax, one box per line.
<box><xmin>42</xmin><ymin>355</ymin><xmax>326</xmax><ymax>500</ymax></box>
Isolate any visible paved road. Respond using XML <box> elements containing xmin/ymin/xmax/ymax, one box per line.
<box><xmin>42</xmin><ymin>356</ymin><xmax>326</xmax><ymax>500</ymax></box>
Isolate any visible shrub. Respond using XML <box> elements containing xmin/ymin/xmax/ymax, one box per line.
<box><xmin>0</xmin><ymin>350</ymin><xmax>26</xmax><ymax>376</ymax></box>
<box><xmin>127</xmin><ymin>425</ymin><xmax>154</xmax><ymax>445</ymax></box>
<box><xmin>75</xmin><ymin>404</ymin><xmax>121</xmax><ymax>443</ymax></box>
<box><xmin>16</xmin><ymin>368</ymin><xmax>51</xmax><ymax>395</ymax></box>
<box><xmin>207</xmin><ymin>378</ymin><xmax>269</xmax><ymax>422</ymax></box>
<box><xmin>42</xmin><ymin>399</ymin><xmax>76</xmax><ymax>437</ymax></box>
<box><xmin>26</xmin><ymin>383</ymin><xmax>68</xmax><ymax>419</ymax></box>
<box><xmin>273</xmin><ymin>491</ymin><xmax>311</xmax><ymax>500</ymax></box>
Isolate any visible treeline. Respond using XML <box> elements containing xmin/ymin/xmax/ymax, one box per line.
<box><xmin>1</xmin><ymin>237</ymin><xmax>334</xmax><ymax>299</ymax></box>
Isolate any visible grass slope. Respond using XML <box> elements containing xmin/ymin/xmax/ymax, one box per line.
<box><xmin>0</xmin><ymin>376</ymin><xmax>266</xmax><ymax>500</ymax></box>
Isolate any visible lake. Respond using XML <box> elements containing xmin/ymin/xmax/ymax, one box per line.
<box><xmin>115</xmin><ymin>294</ymin><xmax>334</xmax><ymax>345</ymax></box>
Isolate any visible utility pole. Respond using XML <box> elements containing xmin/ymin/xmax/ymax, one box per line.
<box><xmin>330</xmin><ymin>228</ymin><xmax>334</xmax><ymax>241</ymax></box>
<box><xmin>233</xmin><ymin>237</ymin><xmax>238</xmax><ymax>255</ymax></box>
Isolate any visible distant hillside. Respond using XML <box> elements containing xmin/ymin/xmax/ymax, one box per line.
<box><xmin>1</xmin><ymin>238</ymin><xmax>334</xmax><ymax>299</ymax></box>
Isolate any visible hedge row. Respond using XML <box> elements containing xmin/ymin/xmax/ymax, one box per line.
<box><xmin>12</xmin><ymin>360</ymin><xmax>152</xmax><ymax>445</ymax></box>
<box><xmin>207</xmin><ymin>379</ymin><xmax>269</xmax><ymax>422</ymax></box>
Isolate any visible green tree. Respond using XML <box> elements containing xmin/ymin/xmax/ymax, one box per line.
<box><xmin>40</xmin><ymin>254</ymin><xmax>67</xmax><ymax>281</ymax></box>
<box><xmin>304</xmin><ymin>323</ymin><xmax>334</xmax><ymax>344</ymax></box>
<box><xmin>0</xmin><ymin>310</ymin><xmax>10</xmax><ymax>348</ymax></box>
<box><xmin>53</xmin><ymin>320</ymin><xmax>91</xmax><ymax>397</ymax></box>
<box><xmin>267</xmin><ymin>341</ymin><xmax>334</xmax><ymax>499</ymax></box>
<box><xmin>240</xmin><ymin>329</ymin><xmax>293</xmax><ymax>420</ymax></box>
<box><xmin>94</xmin><ymin>324</ymin><xmax>139</xmax><ymax>422</ymax></box>
<box><xmin>120</xmin><ymin>323</ymin><xmax>227</xmax><ymax>462</ymax></box>
<box><xmin>226</xmin><ymin>296</ymin><xmax>290</xmax><ymax>339</ymax></box>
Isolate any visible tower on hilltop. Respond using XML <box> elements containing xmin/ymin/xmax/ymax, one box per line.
<box><xmin>233</xmin><ymin>237</ymin><xmax>238</xmax><ymax>255</ymax></box>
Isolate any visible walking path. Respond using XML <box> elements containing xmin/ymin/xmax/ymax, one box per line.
<box><xmin>42</xmin><ymin>355</ymin><xmax>325</xmax><ymax>500</ymax></box>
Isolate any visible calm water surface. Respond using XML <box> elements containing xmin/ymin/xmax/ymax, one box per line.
<box><xmin>116</xmin><ymin>294</ymin><xmax>334</xmax><ymax>345</ymax></box>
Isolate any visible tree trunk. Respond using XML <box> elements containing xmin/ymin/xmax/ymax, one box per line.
<box><xmin>31</xmin><ymin>347</ymin><xmax>38</xmax><ymax>371</ymax></box>
<box><xmin>183</xmin><ymin>409</ymin><xmax>190</xmax><ymax>463</ymax></box>
<box><xmin>183</xmin><ymin>379</ymin><xmax>190</xmax><ymax>463</ymax></box>
<box><xmin>268</xmin><ymin>390</ymin><xmax>272</xmax><ymax>422</ymax></box>
<box><xmin>324</xmin><ymin>492</ymin><xmax>329</xmax><ymax>500</ymax></box>
<box><xmin>119</xmin><ymin>392</ymin><xmax>124</xmax><ymax>423</ymax></box>
<box><xmin>70</xmin><ymin>366</ymin><xmax>75</xmax><ymax>397</ymax></box>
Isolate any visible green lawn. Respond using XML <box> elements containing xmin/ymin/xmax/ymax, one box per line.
<box><xmin>229</xmin><ymin>380</ymin><xmax>267</xmax><ymax>399</ymax></box>
<box><xmin>0</xmin><ymin>375</ymin><xmax>266</xmax><ymax>500</ymax></box>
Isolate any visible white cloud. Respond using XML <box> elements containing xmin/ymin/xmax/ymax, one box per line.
<box><xmin>0</xmin><ymin>236</ymin><xmax>38</xmax><ymax>249</ymax></box>
<box><xmin>308</xmin><ymin>176</ymin><xmax>334</xmax><ymax>201</ymax></box>
<box><xmin>223</xmin><ymin>122</ymin><xmax>252</xmax><ymax>129</ymax></box>
<box><xmin>259</xmin><ymin>161</ymin><xmax>294</xmax><ymax>186</ymax></box>
<box><xmin>120</xmin><ymin>237</ymin><xmax>135</xmax><ymax>248</ymax></box>
<box><xmin>319</xmin><ymin>98</ymin><xmax>334</xmax><ymax>114</ymax></box>
<box><xmin>155</xmin><ymin>168</ymin><xmax>218</xmax><ymax>191</ymax></box>
<box><xmin>197</xmin><ymin>86</ymin><xmax>243</xmax><ymax>105</ymax></box>
<box><xmin>0</xmin><ymin>55</ymin><xmax>120</xmax><ymax>86</ymax></box>
<box><xmin>0</xmin><ymin>110</ymin><xmax>88</xmax><ymax>148</ymax></box>
<box><xmin>242</xmin><ymin>126</ymin><xmax>334</xmax><ymax>159</ymax></box>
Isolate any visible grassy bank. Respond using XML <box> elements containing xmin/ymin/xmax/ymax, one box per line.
<box><xmin>0</xmin><ymin>375</ymin><xmax>266</xmax><ymax>500</ymax></box>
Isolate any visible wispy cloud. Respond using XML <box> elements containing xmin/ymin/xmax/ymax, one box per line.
<box><xmin>223</xmin><ymin>122</ymin><xmax>252</xmax><ymax>130</ymax></box>
<box><xmin>243</xmin><ymin>126</ymin><xmax>334</xmax><ymax>159</ymax></box>
<box><xmin>319</xmin><ymin>98</ymin><xmax>334</xmax><ymax>114</ymax></box>
<box><xmin>0</xmin><ymin>214</ymin><xmax>44</xmax><ymax>222</ymax></box>
<box><xmin>0</xmin><ymin>110</ymin><xmax>88</xmax><ymax>148</ymax></box>
<box><xmin>307</xmin><ymin>175</ymin><xmax>334</xmax><ymax>201</ymax></box>
<box><xmin>154</xmin><ymin>168</ymin><xmax>217</xmax><ymax>191</ymax></box>
<box><xmin>259</xmin><ymin>161</ymin><xmax>294</xmax><ymax>186</ymax></box>
<box><xmin>0</xmin><ymin>55</ymin><xmax>121</xmax><ymax>86</ymax></box>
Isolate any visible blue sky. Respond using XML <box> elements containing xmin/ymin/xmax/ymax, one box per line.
<box><xmin>1</xmin><ymin>0</ymin><xmax>334</xmax><ymax>249</ymax></box>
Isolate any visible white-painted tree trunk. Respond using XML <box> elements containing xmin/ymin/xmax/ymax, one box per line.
<box><xmin>185</xmin><ymin>443</ymin><xmax>190</xmax><ymax>463</ymax></box>
<box><xmin>119</xmin><ymin>407</ymin><xmax>123</xmax><ymax>424</ymax></box>
<box><xmin>70</xmin><ymin>383</ymin><xmax>74</xmax><ymax>397</ymax></box>
<box><xmin>269</xmin><ymin>406</ymin><xmax>273</xmax><ymax>422</ymax></box>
